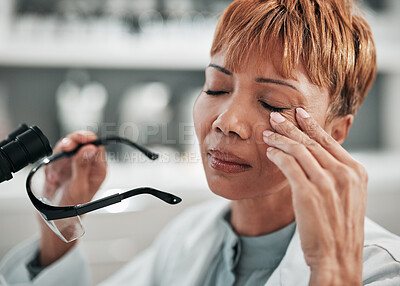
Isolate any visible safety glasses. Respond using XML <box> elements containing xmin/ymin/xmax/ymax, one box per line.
<box><xmin>26</xmin><ymin>136</ymin><xmax>182</xmax><ymax>242</ymax></box>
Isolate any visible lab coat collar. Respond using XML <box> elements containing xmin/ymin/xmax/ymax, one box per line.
<box><xmin>266</xmin><ymin>225</ymin><xmax>310</xmax><ymax>286</ymax></box>
<box><xmin>170</xmin><ymin>199</ymin><xmax>231</xmax><ymax>286</ymax></box>
<box><xmin>166</xmin><ymin>199</ymin><xmax>399</xmax><ymax>286</ymax></box>
<box><xmin>177</xmin><ymin>199</ymin><xmax>311</xmax><ymax>286</ymax></box>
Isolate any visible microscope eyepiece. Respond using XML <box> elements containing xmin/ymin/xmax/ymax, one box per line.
<box><xmin>0</xmin><ymin>124</ymin><xmax>52</xmax><ymax>183</ymax></box>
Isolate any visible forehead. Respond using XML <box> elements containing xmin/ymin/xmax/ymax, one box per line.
<box><xmin>208</xmin><ymin>50</ymin><xmax>330</xmax><ymax>107</ymax></box>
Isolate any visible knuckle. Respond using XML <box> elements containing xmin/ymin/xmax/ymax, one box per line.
<box><xmin>267</xmin><ymin>132</ymin><xmax>278</xmax><ymax>142</ymax></box>
<box><xmin>297</xmin><ymin>144</ymin><xmax>309</xmax><ymax>155</ymax></box>
<box><xmin>320</xmin><ymin>134</ymin><xmax>333</xmax><ymax>146</ymax></box>
<box><xmin>333</xmin><ymin>163</ymin><xmax>348</xmax><ymax>175</ymax></box>
<box><xmin>340</xmin><ymin>168</ymin><xmax>353</xmax><ymax>183</ymax></box>
<box><xmin>355</xmin><ymin>163</ymin><xmax>369</xmax><ymax>183</ymax></box>
<box><xmin>286</xmin><ymin>123</ymin><xmax>297</xmax><ymax>134</ymax></box>
<box><xmin>298</xmin><ymin>187</ymin><xmax>320</xmax><ymax>205</ymax></box>
<box><xmin>304</xmin><ymin>121</ymin><xmax>319</xmax><ymax>136</ymax></box>
<box><xmin>277</xmin><ymin>121</ymin><xmax>296</xmax><ymax>136</ymax></box>
<box><xmin>303</xmin><ymin>138</ymin><xmax>319</xmax><ymax>149</ymax></box>
<box><xmin>315</xmin><ymin>173</ymin><xmax>334</xmax><ymax>189</ymax></box>
<box><xmin>287</xmin><ymin>142</ymin><xmax>304</xmax><ymax>153</ymax></box>
<box><xmin>331</xmin><ymin>164</ymin><xmax>353</xmax><ymax>186</ymax></box>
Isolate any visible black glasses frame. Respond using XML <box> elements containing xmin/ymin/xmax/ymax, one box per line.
<box><xmin>26</xmin><ymin>136</ymin><xmax>182</xmax><ymax>221</ymax></box>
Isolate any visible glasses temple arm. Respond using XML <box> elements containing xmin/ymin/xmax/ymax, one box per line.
<box><xmin>101</xmin><ymin>136</ymin><xmax>159</xmax><ymax>160</ymax></box>
<box><xmin>75</xmin><ymin>187</ymin><xmax>182</xmax><ymax>216</ymax></box>
<box><xmin>120</xmin><ymin>187</ymin><xmax>182</xmax><ymax>204</ymax></box>
<box><xmin>66</xmin><ymin>136</ymin><xmax>159</xmax><ymax>160</ymax></box>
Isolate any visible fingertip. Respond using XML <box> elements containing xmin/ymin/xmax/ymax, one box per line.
<box><xmin>270</xmin><ymin>112</ymin><xmax>286</xmax><ymax>124</ymax></box>
<box><xmin>71</xmin><ymin>130</ymin><xmax>98</xmax><ymax>143</ymax></box>
<box><xmin>296</xmin><ymin>107</ymin><xmax>310</xmax><ymax>119</ymax></box>
<box><xmin>266</xmin><ymin>146</ymin><xmax>275</xmax><ymax>158</ymax></box>
<box><xmin>59</xmin><ymin>137</ymin><xmax>77</xmax><ymax>151</ymax></box>
<box><xmin>62</xmin><ymin>137</ymin><xmax>72</xmax><ymax>146</ymax></box>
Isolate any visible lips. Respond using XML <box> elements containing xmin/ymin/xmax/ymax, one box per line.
<box><xmin>207</xmin><ymin>148</ymin><xmax>252</xmax><ymax>174</ymax></box>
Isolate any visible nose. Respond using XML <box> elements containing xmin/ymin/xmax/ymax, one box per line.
<box><xmin>211</xmin><ymin>95</ymin><xmax>252</xmax><ymax>140</ymax></box>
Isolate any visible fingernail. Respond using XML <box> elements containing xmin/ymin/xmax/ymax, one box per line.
<box><xmin>263</xmin><ymin>130</ymin><xmax>274</xmax><ymax>137</ymax></box>
<box><xmin>62</xmin><ymin>138</ymin><xmax>72</xmax><ymax>146</ymax></box>
<box><xmin>296</xmin><ymin>107</ymin><xmax>310</xmax><ymax>118</ymax></box>
<box><xmin>270</xmin><ymin>112</ymin><xmax>285</xmax><ymax>123</ymax></box>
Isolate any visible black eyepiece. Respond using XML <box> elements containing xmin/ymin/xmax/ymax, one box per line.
<box><xmin>0</xmin><ymin>124</ymin><xmax>52</xmax><ymax>183</ymax></box>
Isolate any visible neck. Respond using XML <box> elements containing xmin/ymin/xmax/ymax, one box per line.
<box><xmin>230</xmin><ymin>185</ymin><xmax>295</xmax><ymax>236</ymax></box>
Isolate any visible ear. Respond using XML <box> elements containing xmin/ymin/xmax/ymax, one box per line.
<box><xmin>326</xmin><ymin>114</ymin><xmax>354</xmax><ymax>144</ymax></box>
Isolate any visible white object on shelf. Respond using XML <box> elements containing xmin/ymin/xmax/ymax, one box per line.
<box><xmin>0</xmin><ymin>13</ymin><xmax>216</xmax><ymax>69</ymax></box>
<box><xmin>0</xmin><ymin>0</ymin><xmax>14</xmax><ymax>44</ymax></box>
<box><xmin>56</xmin><ymin>79</ymin><xmax>108</xmax><ymax>135</ymax></box>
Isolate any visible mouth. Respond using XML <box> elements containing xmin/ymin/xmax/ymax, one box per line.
<box><xmin>207</xmin><ymin>148</ymin><xmax>252</xmax><ymax>174</ymax></box>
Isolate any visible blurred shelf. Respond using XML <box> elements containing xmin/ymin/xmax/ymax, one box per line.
<box><xmin>0</xmin><ymin>37</ymin><xmax>398</xmax><ymax>72</ymax></box>
<box><xmin>0</xmin><ymin>37</ymin><xmax>212</xmax><ymax>70</ymax></box>
<box><xmin>0</xmin><ymin>4</ymin><xmax>398</xmax><ymax>72</ymax></box>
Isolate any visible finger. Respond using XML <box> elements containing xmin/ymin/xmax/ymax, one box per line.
<box><xmin>266</xmin><ymin>147</ymin><xmax>335</xmax><ymax>229</ymax></box>
<box><xmin>263</xmin><ymin>130</ymin><xmax>326</xmax><ymax>182</ymax></box>
<box><xmin>46</xmin><ymin>131</ymin><xmax>99</xmax><ymax>185</ymax></box>
<box><xmin>69</xmin><ymin>145</ymin><xmax>99</xmax><ymax>204</ymax></box>
<box><xmin>294</xmin><ymin>108</ymin><xmax>354</xmax><ymax>164</ymax></box>
<box><xmin>52</xmin><ymin>137</ymin><xmax>75</xmax><ymax>154</ymax></box>
<box><xmin>268</xmin><ymin>112</ymin><xmax>339</xmax><ymax>170</ymax></box>
<box><xmin>266</xmin><ymin>146</ymin><xmax>309</xmax><ymax>189</ymax></box>
<box><xmin>53</xmin><ymin>131</ymin><xmax>98</xmax><ymax>153</ymax></box>
<box><xmin>68</xmin><ymin>130</ymin><xmax>98</xmax><ymax>144</ymax></box>
<box><xmin>71</xmin><ymin>145</ymin><xmax>98</xmax><ymax>180</ymax></box>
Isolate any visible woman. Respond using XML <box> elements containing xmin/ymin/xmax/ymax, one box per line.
<box><xmin>1</xmin><ymin>0</ymin><xmax>399</xmax><ymax>285</ymax></box>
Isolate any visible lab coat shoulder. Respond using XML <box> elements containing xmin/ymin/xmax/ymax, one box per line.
<box><xmin>98</xmin><ymin>198</ymin><xmax>230</xmax><ymax>286</ymax></box>
<box><xmin>0</xmin><ymin>236</ymin><xmax>91</xmax><ymax>286</ymax></box>
<box><xmin>362</xmin><ymin>218</ymin><xmax>400</xmax><ymax>285</ymax></box>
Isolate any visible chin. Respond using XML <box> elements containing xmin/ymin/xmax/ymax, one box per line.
<box><xmin>206</xmin><ymin>176</ymin><xmax>277</xmax><ymax>201</ymax></box>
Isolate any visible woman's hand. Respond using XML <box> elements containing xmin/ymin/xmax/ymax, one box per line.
<box><xmin>39</xmin><ymin>131</ymin><xmax>107</xmax><ymax>267</ymax></box>
<box><xmin>263</xmin><ymin>108</ymin><xmax>367</xmax><ymax>286</ymax></box>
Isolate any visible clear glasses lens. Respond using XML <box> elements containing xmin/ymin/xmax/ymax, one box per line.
<box><xmin>30</xmin><ymin>158</ymin><xmax>83</xmax><ymax>207</ymax></box>
<box><xmin>38</xmin><ymin>197</ymin><xmax>85</xmax><ymax>243</ymax></box>
<box><xmin>31</xmin><ymin>163</ymin><xmax>87</xmax><ymax>242</ymax></box>
<box><xmin>29</xmin><ymin>142</ymin><xmax>156</xmax><ymax>241</ymax></box>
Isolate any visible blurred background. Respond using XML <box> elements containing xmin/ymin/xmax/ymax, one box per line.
<box><xmin>0</xmin><ymin>0</ymin><xmax>399</xmax><ymax>283</ymax></box>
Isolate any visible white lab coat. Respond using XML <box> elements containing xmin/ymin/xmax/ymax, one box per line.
<box><xmin>1</xmin><ymin>199</ymin><xmax>400</xmax><ymax>286</ymax></box>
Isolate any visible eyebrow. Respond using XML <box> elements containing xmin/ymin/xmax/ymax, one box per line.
<box><xmin>255</xmin><ymin>77</ymin><xmax>299</xmax><ymax>93</ymax></box>
<box><xmin>208</xmin><ymin>64</ymin><xmax>232</xmax><ymax>76</ymax></box>
<box><xmin>208</xmin><ymin>64</ymin><xmax>299</xmax><ymax>92</ymax></box>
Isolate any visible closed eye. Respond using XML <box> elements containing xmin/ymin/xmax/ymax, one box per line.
<box><xmin>204</xmin><ymin>90</ymin><xmax>287</xmax><ymax>113</ymax></box>
<box><xmin>204</xmin><ymin>90</ymin><xmax>229</xmax><ymax>96</ymax></box>
<box><xmin>258</xmin><ymin>100</ymin><xmax>285</xmax><ymax>113</ymax></box>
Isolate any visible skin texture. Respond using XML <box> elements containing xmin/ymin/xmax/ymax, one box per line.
<box><xmin>193</xmin><ymin>51</ymin><xmax>367</xmax><ymax>285</ymax></box>
<box><xmin>39</xmin><ymin>49</ymin><xmax>367</xmax><ymax>285</ymax></box>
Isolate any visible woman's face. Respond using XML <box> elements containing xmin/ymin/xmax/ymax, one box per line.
<box><xmin>193</xmin><ymin>51</ymin><xmax>331</xmax><ymax>200</ymax></box>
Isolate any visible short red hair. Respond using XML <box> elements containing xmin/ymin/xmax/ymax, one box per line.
<box><xmin>211</xmin><ymin>0</ymin><xmax>377</xmax><ymax>122</ymax></box>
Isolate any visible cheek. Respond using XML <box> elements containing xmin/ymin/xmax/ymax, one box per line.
<box><xmin>193</xmin><ymin>95</ymin><xmax>216</xmax><ymax>141</ymax></box>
